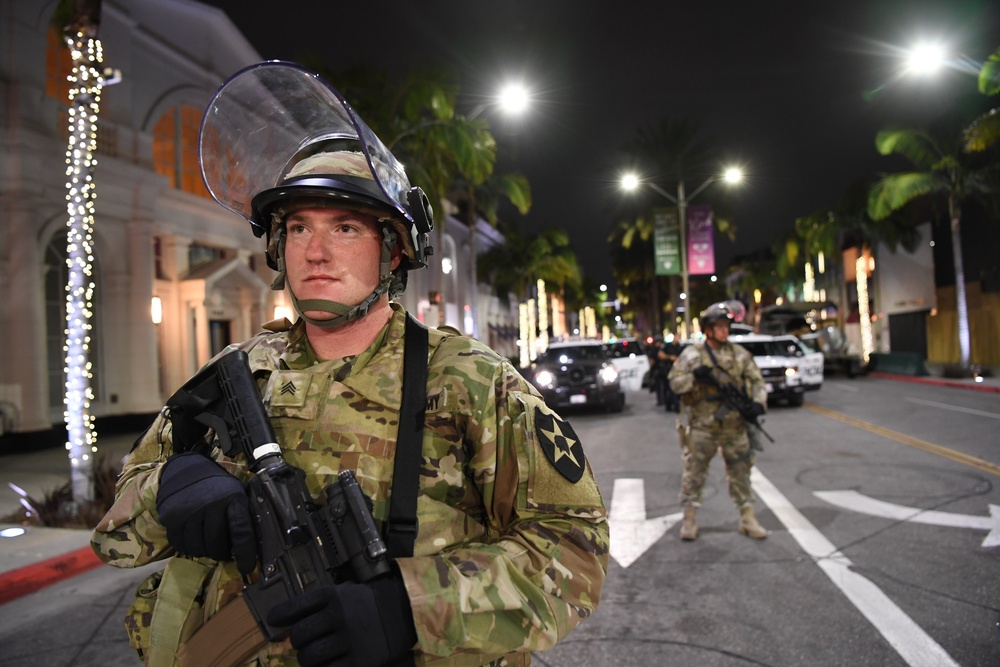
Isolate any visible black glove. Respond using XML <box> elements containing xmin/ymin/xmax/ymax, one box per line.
<box><xmin>747</xmin><ymin>401</ymin><xmax>766</xmax><ymax>418</ymax></box>
<box><xmin>693</xmin><ymin>365</ymin><xmax>714</xmax><ymax>381</ymax></box>
<box><xmin>268</xmin><ymin>572</ymin><xmax>418</xmax><ymax>667</ymax></box>
<box><xmin>155</xmin><ymin>451</ymin><xmax>257</xmax><ymax>574</ymax></box>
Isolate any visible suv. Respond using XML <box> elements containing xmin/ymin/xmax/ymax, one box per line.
<box><xmin>774</xmin><ymin>335</ymin><xmax>824</xmax><ymax>391</ymax></box>
<box><xmin>730</xmin><ymin>333</ymin><xmax>806</xmax><ymax>407</ymax></box>
<box><xmin>529</xmin><ymin>341</ymin><xmax>625</xmax><ymax>412</ymax></box>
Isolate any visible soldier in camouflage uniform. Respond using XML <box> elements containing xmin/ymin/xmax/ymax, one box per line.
<box><xmin>667</xmin><ymin>301</ymin><xmax>768</xmax><ymax>541</ymax></box>
<box><xmin>91</xmin><ymin>62</ymin><xmax>608</xmax><ymax>667</ymax></box>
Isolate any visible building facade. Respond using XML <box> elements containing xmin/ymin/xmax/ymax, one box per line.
<box><xmin>0</xmin><ymin>0</ymin><xmax>516</xmax><ymax>437</ymax></box>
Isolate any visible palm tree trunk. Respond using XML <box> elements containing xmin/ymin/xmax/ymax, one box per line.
<box><xmin>949</xmin><ymin>197</ymin><xmax>971</xmax><ymax>368</ymax></box>
<box><xmin>60</xmin><ymin>0</ymin><xmax>105</xmax><ymax>508</ymax></box>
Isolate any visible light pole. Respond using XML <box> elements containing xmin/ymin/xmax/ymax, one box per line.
<box><xmin>621</xmin><ymin>168</ymin><xmax>743</xmax><ymax>337</ymax></box>
<box><xmin>463</xmin><ymin>81</ymin><xmax>531</xmax><ymax>339</ymax></box>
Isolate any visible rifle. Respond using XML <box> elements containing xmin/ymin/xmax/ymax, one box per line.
<box><xmin>164</xmin><ymin>347</ymin><xmax>391</xmax><ymax>641</ymax></box>
<box><xmin>699</xmin><ymin>370</ymin><xmax>774</xmax><ymax>451</ymax></box>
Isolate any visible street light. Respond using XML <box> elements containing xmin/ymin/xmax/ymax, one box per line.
<box><xmin>621</xmin><ymin>167</ymin><xmax>744</xmax><ymax>337</ymax></box>
<box><xmin>904</xmin><ymin>42</ymin><xmax>947</xmax><ymax>75</ymax></box>
<box><xmin>468</xmin><ymin>81</ymin><xmax>532</xmax><ymax>119</ymax></box>
<box><xmin>462</xmin><ymin>80</ymin><xmax>532</xmax><ymax>339</ymax></box>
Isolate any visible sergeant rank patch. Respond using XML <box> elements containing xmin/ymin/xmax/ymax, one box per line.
<box><xmin>534</xmin><ymin>407</ymin><xmax>585</xmax><ymax>483</ymax></box>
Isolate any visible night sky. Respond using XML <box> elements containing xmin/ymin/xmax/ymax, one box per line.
<box><xmin>200</xmin><ymin>0</ymin><xmax>1000</xmax><ymax>291</ymax></box>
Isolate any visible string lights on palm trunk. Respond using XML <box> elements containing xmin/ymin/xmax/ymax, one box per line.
<box><xmin>62</xmin><ymin>30</ymin><xmax>106</xmax><ymax>504</ymax></box>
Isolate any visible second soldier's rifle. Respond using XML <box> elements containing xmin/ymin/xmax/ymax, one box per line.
<box><xmin>164</xmin><ymin>347</ymin><xmax>391</xmax><ymax>641</ymax></box>
<box><xmin>699</xmin><ymin>370</ymin><xmax>774</xmax><ymax>452</ymax></box>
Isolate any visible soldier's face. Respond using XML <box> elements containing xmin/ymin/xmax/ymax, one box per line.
<box><xmin>707</xmin><ymin>321</ymin><xmax>730</xmax><ymax>344</ymax></box>
<box><xmin>283</xmin><ymin>207</ymin><xmax>398</xmax><ymax>319</ymax></box>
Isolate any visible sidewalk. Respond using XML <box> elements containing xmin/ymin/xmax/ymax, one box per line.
<box><xmin>2</xmin><ymin>367</ymin><xmax>998</xmax><ymax>606</ymax></box>
<box><xmin>0</xmin><ymin>431</ymin><xmax>139</xmax><ymax>604</ymax></box>
<box><xmin>870</xmin><ymin>361</ymin><xmax>1000</xmax><ymax>394</ymax></box>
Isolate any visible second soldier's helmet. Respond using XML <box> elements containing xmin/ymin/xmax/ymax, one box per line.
<box><xmin>700</xmin><ymin>301</ymin><xmax>739</xmax><ymax>329</ymax></box>
<box><xmin>198</xmin><ymin>61</ymin><xmax>433</xmax><ymax>283</ymax></box>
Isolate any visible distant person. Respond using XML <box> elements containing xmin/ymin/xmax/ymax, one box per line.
<box><xmin>668</xmin><ymin>301</ymin><xmax>768</xmax><ymax>541</ymax></box>
<box><xmin>646</xmin><ymin>334</ymin><xmax>667</xmax><ymax>405</ymax></box>
<box><xmin>91</xmin><ymin>61</ymin><xmax>608</xmax><ymax>667</ymax></box>
<box><xmin>656</xmin><ymin>335</ymin><xmax>682</xmax><ymax>412</ymax></box>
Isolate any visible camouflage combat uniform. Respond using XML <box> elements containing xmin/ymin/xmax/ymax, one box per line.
<box><xmin>667</xmin><ymin>341</ymin><xmax>766</xmax><ymax>508</ymax></box>
<box><xmin>92</xmin><ymin>304</ymin><xmax>609</xmax><ymax>666</ymax></box>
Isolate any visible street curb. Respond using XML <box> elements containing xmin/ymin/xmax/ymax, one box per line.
<box><xmin>0</xmin><ymin>546</ymin><xmax>102</xmax><ymax>605</ymax></box>
<box><xmin>869</xmin><ymin>372</ymin><xmax>1000</xmax><ymax>393</ymax></box>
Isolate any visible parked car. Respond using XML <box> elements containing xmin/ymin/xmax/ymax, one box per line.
<box><xmin>529</xmin><ymin>341</ymin><xmax>625</xmax><ymax>412</ymax></box>
<box><xmin>730</xmin><ymin>333</ymin><xmax>806</xmax><ymax>407</ymax></box>
<box><xmin>774</xmin><ymin>335</ymin><xmax>824</xmax><ymax>391</ymax></box>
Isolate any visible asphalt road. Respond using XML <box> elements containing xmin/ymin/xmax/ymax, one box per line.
<box><xmin>544</xmin><ymin>376</ymin><xmax>1000</xmax><ymax>667</ymax></box>
<box><xmin>1</xmin><ymin>375</ymin><xmax>997</xmax><ymax>666</ymax></box>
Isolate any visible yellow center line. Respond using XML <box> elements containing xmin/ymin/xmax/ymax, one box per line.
<box><xmin>805</xmin><ymin>403</ymin><xmax>1000</xmax><ymax>477</ymax></box>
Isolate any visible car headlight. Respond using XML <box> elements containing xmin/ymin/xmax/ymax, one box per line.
<box><xmin>785</xmin><ymin>366</ymin><xmax>798</xmax><ymax>377</ymax></box>
<box><xmin>599</xmin><ymin>364</ymin><xmax>619</xmax><ymax>385</ymax></box>
<box><xmin>535</xmin><ymin>369</ymin><xmax>556</xmax><ymax>388</ymax></box>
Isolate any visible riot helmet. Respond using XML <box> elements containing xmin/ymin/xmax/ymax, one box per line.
<box><xmin>699</xmin><ymin>301</ymin><xmax>736</xmax><ymax>330</ymax></box>
<box><xmin>199</xmin><ymin>61</ymin><xmax>434</xmax><ymax>328</ymax></box>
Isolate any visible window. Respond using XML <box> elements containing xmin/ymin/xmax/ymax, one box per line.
<box><xmin>188</xmin><ymin>243</ymin><xmax>225</xmax><ymax>271</ymax></box>
<box><xmin>45</xmin><ymin>28</ymin><xmax>72</xmax><ymax>103</ymax></box>
<box><xmin>154</xmin><ymin>237</ymin><xmax>166</xmax><ymax>280</ymax></box>
<box><xmin>153</xmin><ymin>105</ymin><xmax>211</xmax><ymax>199</ymax></box>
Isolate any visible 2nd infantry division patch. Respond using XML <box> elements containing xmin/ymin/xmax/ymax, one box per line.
<box><xmin>534</xmin><ymin>407</ymin><xmax>585</xmax><ymax>483</ymax></box>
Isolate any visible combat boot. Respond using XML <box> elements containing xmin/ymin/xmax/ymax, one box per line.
<box><xmin>738</xmin><ymin>505</ymin><xmax>768</xmax><ymax>539</ymax></box>
<box><xmin>680</xmin><ymin>507</ymin><xmax>699</xmax><ymax>541</ymax></box>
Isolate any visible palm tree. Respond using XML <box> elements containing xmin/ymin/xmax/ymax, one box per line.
<box><xmin>963</xmin><ymin>46</ymin><xmax>1000</xmax><ymax>152</ymax></box>
<box><xmin>868</xmin><ymin>127</ymin><xmax>1000</xmax><ymax>369</ymax></box>
<box><xmin>454</xmin><ymin>172</ymin><xmax>532</xmax><ymax>337</ymax></box>
<box><xmin>607</xmin><ymin>214</ymin><xmax>664</xmax><ymax>334</ymax></box>
<box><xmin>795</xmin><ymin>179</ymin><xmax>923</xmax><ymax>330</ymax></box>
<box><xmin>614</xmin><ymin>117</ymin><xmax>738</xmax><ymax>334</ymax></box>
<box><xmin>52</xmin><ymin>0</ymin><xmax>105</xmax><ymax>506</ymax></box>
<box><xmin>478</xmin><ymin>226</ymin><xmax>582</xmax><ymax>306</ymax></box>
<box><xmin>320</xmin><ymin>66</ymin><xmax>532</xmax><ymax>330</ymax></box>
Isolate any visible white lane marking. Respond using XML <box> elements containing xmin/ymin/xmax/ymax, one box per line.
<box><xmin>608</xmin><ymin>478</ymin><xmax>681</xmax><ymax>568</ymax></box>
<box><xmin>903</xmin><ymin>397</ymin><xmax>1000</xmax><ymax>420</ymax></box>
<box><xmin>815</xmin><ymin>490</ymin><xmax>1000</xmax><ymax>548</ymax></box>
<box><xmin>752</xmin><ymin>468</ymin><xmax>959</xmax><ymax>667</ymax></box>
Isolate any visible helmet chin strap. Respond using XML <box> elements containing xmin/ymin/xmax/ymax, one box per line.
<box><xmin>279</xmin><ymin>226</ymin><xmax>398</xmax><ymax>330</ymax></box>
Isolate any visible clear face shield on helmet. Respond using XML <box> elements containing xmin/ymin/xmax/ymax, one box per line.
<box><xmin>197</xmin><ymin>62</ymin><xmax>434</xmax><ymax>328</ymax></box>
<box><xmin>198</xmin><ymin>61</ymin><xmax>432</xmax><ymax>269</ymax></box>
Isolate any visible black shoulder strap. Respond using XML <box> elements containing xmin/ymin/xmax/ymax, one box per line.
<box><xmin>386</xmin><ymin>314</ymin><xmax>429</xmax><ymax>558</ymax></box>
<box><xmin>704</xmin><ymin>343</ymin><xmax>721</xmax><ymax>369</ymax></box>
<box><xmin>705</xmin><ymin>343</ymin><xmax>745</xmax><ymax>390</ymax></box>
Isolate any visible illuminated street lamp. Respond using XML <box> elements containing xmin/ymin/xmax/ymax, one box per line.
<box><xmin>465</xmin><ymin>80</ymin><xmax>533</xmax><ymax>339</ymax></box>
<box><xmin>901</xmin><ymin>41</ymin><xmax>981</xmax><ymax>77</ymax></box>
<box><xmin>621</xmin><ymin>167</ymin><xmax>744</xmax><ymax>336</ymax></box>
<box><xmin>904</xmin><ymin>42</ymin><xmax>947</xmax><ymax>75</ymax></box>
<box><xmin>891</xmin><ymin>42</ymin><xmax>982</xmax><ymax>369</ymax></box>
<box><xmin>469</xmin><ymin>81</ymin><xmax>532</xmax><ymax>119</ymax></box>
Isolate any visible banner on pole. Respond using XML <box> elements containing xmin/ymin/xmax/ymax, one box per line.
<box><xmin>687</xmin><ymin>204</ymin><xmax>715</xmax><ymax>275</ymax></box>
<box><xmin>653</xmin><ymin>208</ymin><xmax>680</xmax><ymax>276</ymax></box>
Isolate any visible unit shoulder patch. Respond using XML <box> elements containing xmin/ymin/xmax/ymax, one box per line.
<box><xmin>534</xmin><ymin>407</ymin><xmax>585</xmax><ymax>483</ymax></box>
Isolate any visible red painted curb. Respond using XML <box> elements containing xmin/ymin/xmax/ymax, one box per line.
<box><xmin>869</xmin><ymin>372</ymin><xmax>1000</xmax><ymax>393</ymax></box>
<box><xmin>0</xmin><ymin>546</ymin><xmax>103</xmax><ymax>605</ymax></box>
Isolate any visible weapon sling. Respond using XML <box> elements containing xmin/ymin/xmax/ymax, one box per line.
<box><xmin>176</xmin><ymin>317</ymin><xmax>429</xmax><ymax>667</ymax></box>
